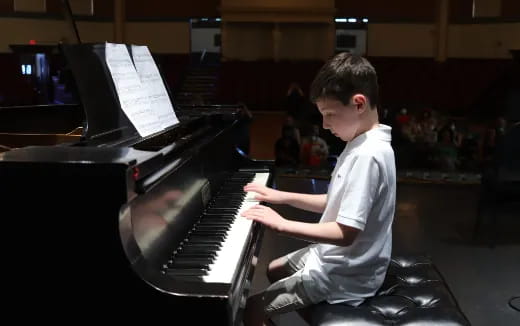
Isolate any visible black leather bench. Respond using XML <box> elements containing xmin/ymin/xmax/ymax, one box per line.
<box><xmin>310</xmin><ymin>254</ymin><xmax>471</xmax><ymax>326</ymax></box>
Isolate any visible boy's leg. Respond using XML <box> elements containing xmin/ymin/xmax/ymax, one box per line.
<box><xmin>267</xmin><ymin>246</ymin><xmax>311</xmax><ymax>283</ymax></box>
<box><xmin>244</xmin><ymin>271</ymin><xmax>314</xmax><ymax>326</ymax></box>
<box><xmin>244</xmin><ymin>247</ymin><xmax>312</xmax><ymax>326</ymax></box>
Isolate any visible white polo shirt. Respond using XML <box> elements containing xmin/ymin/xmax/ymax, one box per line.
<box><xmin>301</xmin><ymin>124</ymin><xmax>396</xmax><ymax>305</ymax></box>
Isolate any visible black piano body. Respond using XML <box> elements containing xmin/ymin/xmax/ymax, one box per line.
<box><xmin>0</xmin><ymin>44</ymin><xmax>272</xmax><ymax>324</ymax></box>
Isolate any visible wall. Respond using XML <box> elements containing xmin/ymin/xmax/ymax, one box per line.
<box><xmin>448</xmin><ymin>23</ymin><xmax>520</xmax><ymax>58</ymax></box>
<box><xmin>191</xmin><ymin>27</ymin><xmax>220</xmax><ymax>53</ymax></box>
<box><xmin>14</xmin><ymin>0</ymin><xmax>45</xmax><ymax>12</ymax></box>
<box><xmin>0</xmin><ymin>18</ymin><xmax>74</xmax><ymax>51</ymax></box>
<box><xmin>501</xmin><ymin>0</ymin><xmax>520</xmax><ymax>19</ymax></box>
<box><xmin>126</xmin><ymin>0</ymin><xmax>218</xmax><ymax>18</ymax></box>
<box><xmin>368</xmin><ymin>24</ymin><xmax>435</xmax><ymax>57</ymax></box>
<box><xmin>336</xmin><ymin>29</ymin><xmax>367</xmax><ymax>56</ymax></box>
<box><xmin>222</xmin><ymin>0</ymin><xmax>334</xmax><ymax>10</ymax></box>
<box><xmin>223</xmin><ymin>23</ymin><xmax>273</xmax><ymax>61</ymax></box>
<box><xmin>278</xmin><ymin>23</ymin><xmax>332</xmax><ymax>61</ymax></box>
<box><xmin>473</xmin><ymin>0</ymin><xmax>501</xmax><ymax>17</ymax></box>
<box><xmin>126</xmin><ymin>22</ymin><xmax>190</xmax><ymax>54</ymax></box>
<box><xmin>335</xmin><ymin>0</ymin><xmax>436</xmax><ymax>22</ymax></box>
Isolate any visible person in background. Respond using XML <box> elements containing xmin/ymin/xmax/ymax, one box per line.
<box><xmin>282</xmin><ymin>115</ymin><xmax>302</xmax><ymax>146</ymax></box>
<box><xmin>274</xmin><ymin>125</ymin><xmax>300</xmax><ymax>167</ymax></box>
<box><xmin>285</xmin><ymin>82</ymin><xmax>305</xmax><ymax>122</ymax></box>
<box><xmin>300</xmin><ymin>124</ymin><xmax>329</xmax><ymax>167</ymax></box>
<box><xmin>235</xmin><ymin>102</ymin><xmax>253</xmax><ymax>156</ymax></box>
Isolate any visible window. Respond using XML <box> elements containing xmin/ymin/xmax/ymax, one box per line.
<box><xmin>21</xmin><ymin>64</ymin><xmax>32</xmax><ymax>75</ymax></box>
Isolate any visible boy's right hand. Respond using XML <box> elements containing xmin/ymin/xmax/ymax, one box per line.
<box><xmin>243</xmin><ymin>183</ymin><xmax>286</xmax><ymax>204</ymax></box>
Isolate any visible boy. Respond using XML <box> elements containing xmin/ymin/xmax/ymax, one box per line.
<box><xmin>241</xmin><ymin>53</ymin><xmax>396</xmax><ymax>326</ymax></box>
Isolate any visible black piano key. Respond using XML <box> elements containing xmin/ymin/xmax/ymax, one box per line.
<box><xmin>189</xmin><ymin>236</ymin><xmax>223</xmax><ymax>243</ymax></box>
<box><xmin>169</xmin><ymin>258</ymin><xmax>213</xmax><ymax>267</ymax></box>
<box><xmin>163</xmin><ymin>255</ymin><xmax>215</xmax><ymax>268</ymax></box>
<box><xmin>197</xmin><ymin>224</ymin><xmax>232</xmax><ymax>229</ymax></box>
<box><xmin>214</xmin><ymin>193</ymin><xmax>245</xmax><ymax>198</ymax></box>
<box><xmin>175</xmin><ymin>253</ymin><xmax>215</xmax><ymax>260</ymax></box>
<box><xmin>191</xmin><ymin>230</ymin><xmax>227</xmax><ymax>236</ymax></box>
<box><xmin>212</xmin><ymin>199</ymin><xmax>244</xmax><ymax>204</ymax></box>
<box><xmin>205</xmin><ymin>208</ymin><xmax>237</xmax><ymax>215</ymax></box>
<box><xmin>179</xmin><ymin>246</ymin><xmax>217</xmax><ymax>255</ymax></box>
<box><xmin>194</xmin><ymin>225</ymin><xmax>230</xmax><ymax>232</ymax></box>
<box><xmin>201</xmin><ymin>214</ymin><xmax>235</xmax><ymax>219</ymax></box>
<box><xmin>190</xmin><ymin>234</ymin><xmax>226</xmax><ymax>241</ymax></box>
<box><xmin>197</xmin><ymin>219</ymin><xmax>234</xmax><ymax>226</ymax></box>
<box><xmin>197</xmin><ymin>220</ymin><xmax>232</xmax><ymax>226</ymax></box>
<box><xmin>191</xmin><ymin>228</ymin><xmax>228</xmax><ymax>234</ymax></box>
<box><xmin>182</xmin><ymin>243</ymin><xmax>221</xmax><ymax>251</ymax></box>
<box><xmin>210</xmin><ymin>199</ymin><xmax>243</xmax><ymax>206</ymax></box>
<box><xmin>218</xmin><ymin>187</ymin><xmax>245</xmax><ymax>192</ymax></box>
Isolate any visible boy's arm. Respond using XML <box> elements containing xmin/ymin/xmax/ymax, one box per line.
<box><xmin>285</xmin><ymin>193</ymin><xmax>327</xmax><ymax>213</ymax></box>
<box><xmin>241</xmin><ymin>205</ymin><xmax>359</xmax><ymax>246</ymax></box>
<box><xmin>244</xmin><ymin>183</ymin><xmax>327</xmax><ymax>213</ymax></box>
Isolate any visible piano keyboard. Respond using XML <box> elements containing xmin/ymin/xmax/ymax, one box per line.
<box><xmin>163</xmin><ymin>171</ymin><xmax>270</xmax><ymax>284</ymax></box>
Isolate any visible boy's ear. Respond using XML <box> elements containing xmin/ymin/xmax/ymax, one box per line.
<box><xmin>352</xmin><ymin>94</ymin><xmax>367</xmax><ymax>113</ymax></box>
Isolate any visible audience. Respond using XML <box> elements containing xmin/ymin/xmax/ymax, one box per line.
<box><xmin>274</xmin><ymin>83</ymin><xmax>511</xmax><ymax>176</ymax></box>
<box><xmin>300</xmin><ymin>124</ymin><xmax>329</xmax><ymax>168</ymax></box>
<box><xmin>274</xmin><ymin>125</ymin><xmax>300</xmax><ymax>167</ymax></box>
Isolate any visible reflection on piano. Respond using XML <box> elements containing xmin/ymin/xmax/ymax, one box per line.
<box><xmin>0</xmin><ymin>104</ymin><xmax>85</xmax><ymax>152</ymax></box>
<box><xmin>0</xmin><ymin>43</ymin><xmax>273</xmax><ymax>324</ymax></box>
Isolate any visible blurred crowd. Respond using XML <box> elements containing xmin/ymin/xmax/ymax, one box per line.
<box><xmin>272</xmin><ymin>82</ymin><xmax>517</xmax><ymax>173</ymax></box>
<box><xmin>390</xmin><ymin>107</ymin><xmax>509</xmax><ymax>172</ymax></box>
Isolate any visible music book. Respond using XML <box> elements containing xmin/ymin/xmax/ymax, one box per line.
<box><xmin>105</xmin><ymin>42</ymin><xmax>178</xmax><ymax>137</ymax></box>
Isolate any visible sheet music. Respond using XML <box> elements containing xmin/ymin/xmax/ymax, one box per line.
<box><xmin>131</xmin><ymin>45</ymin><xmax>179</xmax><ymax>129</ymax></box>
<box><xmin>105</xmin><ymin>42</ymin><xmax>162</xmax><ymax>137</ymax></box>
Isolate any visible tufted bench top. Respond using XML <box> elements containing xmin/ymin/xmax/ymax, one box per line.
<box><xmin>310</xmin><ymin>254</ymin><xmax>470</xmax><ymax>326</ymax></box>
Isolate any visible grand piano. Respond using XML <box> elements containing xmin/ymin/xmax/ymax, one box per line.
<box><xmin>0</xmin><ymin>43</ymin><xmax>272</xmax><ymax>324</ymax></box>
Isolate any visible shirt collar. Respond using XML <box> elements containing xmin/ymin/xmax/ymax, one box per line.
<box><xmin>343</xmin><ymin>124</ymin><xmax>392</xmax><ymax>154</ymax></box>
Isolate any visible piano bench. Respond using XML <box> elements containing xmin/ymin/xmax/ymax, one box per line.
<box><xmin>309</xmin><ymin>254</ymin><xmax>470</xmax><ymax>326</ymax></box>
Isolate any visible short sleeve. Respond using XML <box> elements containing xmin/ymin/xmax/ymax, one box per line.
<box><xmin>336</xmin><ymin>154</ymin><xmax>381</xmax><ymax>231</ymax></box>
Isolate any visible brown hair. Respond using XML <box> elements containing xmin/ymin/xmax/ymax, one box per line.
<box><xmin>310</xmin><ymin>52</ymin><xmax>379</xmax><ymax>109</ymax></box>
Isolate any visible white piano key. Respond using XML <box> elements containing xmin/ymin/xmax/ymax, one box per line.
<box><xmin>203</xmin><ymin>172</ymin><xmax>270</xmax><ymax>283</ymax></box>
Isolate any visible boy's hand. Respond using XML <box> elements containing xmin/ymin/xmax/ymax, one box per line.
<box><xmin>243</xmin><ymin>183</ymin><xmax>286</xmax><ymax>204</ymax></box>
<box><xmin>241</xmin><ymin>205</ymin><xmax>288</xmax><ymax>232</ymax></box>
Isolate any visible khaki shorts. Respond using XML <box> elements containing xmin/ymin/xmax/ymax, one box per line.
<box><xmin>261</xmin><ymin>247</ymin><xmax>315</xmax><ymax>316</ymax></box>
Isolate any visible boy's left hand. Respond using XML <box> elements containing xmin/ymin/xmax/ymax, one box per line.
<box><xmin>241</xmin><ymin>205</ymin><xmax>287</xmax><ymax>233</ymax></box>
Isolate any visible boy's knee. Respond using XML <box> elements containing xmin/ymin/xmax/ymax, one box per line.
<box><xmin>266</xmin><ymin>258</ymin><xmax>290</xmax><ymax>283</ymax></box>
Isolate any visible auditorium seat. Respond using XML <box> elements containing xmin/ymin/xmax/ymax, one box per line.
<box><xmin>309</xmin><ymin>254</ymin><xmax>470</xmax><ymax>326</ymax></box>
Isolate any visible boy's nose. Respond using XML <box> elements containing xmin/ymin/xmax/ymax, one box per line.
<box><xmin>322</xmin><ymin>120</ymin><xmax>330</xmax><ymax>130</ymax></box>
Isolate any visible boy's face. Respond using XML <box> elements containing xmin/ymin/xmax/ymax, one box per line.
<box><xmin>316</xmin><ymin>97</ymin><xmax>362</xmax><ymax>142</ymax></box>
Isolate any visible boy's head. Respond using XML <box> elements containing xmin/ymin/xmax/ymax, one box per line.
<box><xmin>310</xmin><ymin>53</ymin><xmax>380</xmax><ymax>141</ymax></box>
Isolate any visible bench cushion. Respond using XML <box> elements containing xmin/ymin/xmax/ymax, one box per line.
<box><xmin>310</xmin><ymin>254</ymin><xmax>470</xmax><ymax>326</ymax></box>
